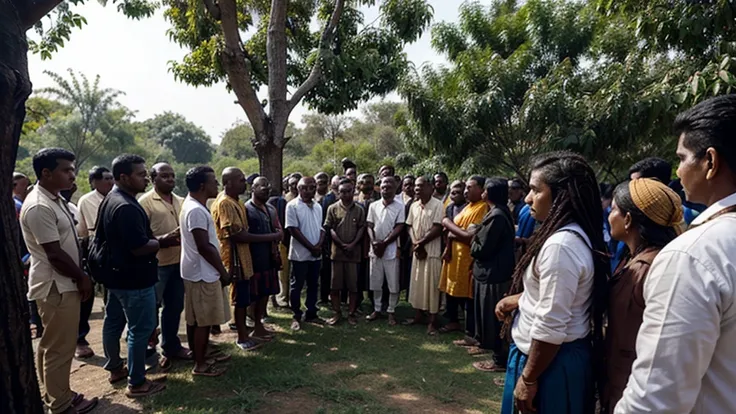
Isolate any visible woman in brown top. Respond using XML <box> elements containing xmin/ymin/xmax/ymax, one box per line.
<box><xmin>602</xmin><ymin>178</ymin><xmax>683</xmax><ymax>413</ymax></box>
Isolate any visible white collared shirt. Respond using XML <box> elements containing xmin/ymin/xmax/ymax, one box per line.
<box><xmin>76</xmin><ymin>190</ymin><xmax>105</xmax><ymax>238</ymax></box>
<box><xmin>367</xmin><ymin>197</ymin><xmax>406</xmax><ymax>260</ymax></box>
<box><xmin>285</xmin><ymin>196</ymin><xmax>324</xmax><ymax>262</ymax></box>
<box><xmin>615</xmin><ymin>192</ymin><xmax>736</xmax><ymax>414</ymax></box>
<box><xmin>511</xmin><ymin>223</ymin><xmax>593</xmax><ymax>355</ymax></box>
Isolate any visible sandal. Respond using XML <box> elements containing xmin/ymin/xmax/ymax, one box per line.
<box><xmin>453</xmin><ymin>337</ymin><xmax>479</xmax><ymax>347</ymax></box>
<box><xmin>192</xmin><ymin>363</ymin><xmax>226</xmax><ymax>377</ymax></box>
<box><xmin>205</xmin><ymin>350</ymin><xmax>232</xmax><ymax>362</ymax></box>
<box><xmin>438</xmin><ymin>324</ymin><xmax>462</xmax><ymax>334</ymax></box>
<box><xmin>73</xmin><ymin>397</ymin><xmax>99</xmax><ymax>414</ymax></box>
<box><xmin>125</xmin><ymin>380</ymin><xmax>166</xmax><ymax>398</ymax></box>
<box><xmin>467</xmin><ymin>346</ymin><xmax>489</xmax><ymax>356</ymax></box>
<box><xmin>347</xmin><ymin>315</ymin><xmax>358</xmax><ymax>326</ymax></box>
<box><xmin>236</xmin><ymin>340</ymin><xmax>263</xmax><ymax>352</ymax></box>
<box><xmin>108</xmin><ymin>365</ymin><xmax>128</xmax><ymax>384</ymax></box>
<box><xmin>473</xmin><ymin>360</ymin><xmax>507</xmax><ymax>372</ymax></box>
<box><xmin>71</xmin><ymin>392</ymin><xmax>84</xmax><ymax>406</ymax></box>
<box><xmin>493</xmin><ymin>377</ymin><xmax>505</xmax><ymax>387</ymax></box>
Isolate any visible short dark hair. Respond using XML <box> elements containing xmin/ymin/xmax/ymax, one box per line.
<box><xmin>403</xmin><ymin>174</ymin><xmax>416</xmax><ymax>181</ymax></box>
<box><xmin>468</xmin><ymin>175</ymin><xmax>486</xmax><ymax>188</ymax></box>
<box><xmin>315</xmin><ymin>172</ymin><xmax>329</xmax><ymax>181</ymax></box>
<box><xmin>485</xmin><ymin>177</ymin><xmax>508</xmax><ymax>206</ymax></box>
<box><xmin>417</xmin><ymin>174</ymin><xmax>435</xmax><ymax>187</ymax></box>
<box><xmin>674</xmin><ymin>94</ymin><xmax>736</xmax><ymax>174</ymax></box>
<box><xmin>628</xmin><ymin>157</ymin><xmax>672</xmax><ymax>184</ymax></box>
<box><xmin>112</xmin><ymin>154</ymin><xmax>146</xmax><ymax>180</ymax></box>
<box><xmin>434</xmin><ymin>172</ymin><xmax>449</xmax><ymax>182</ymax></box>
<box><xmin>341</xmin><ymin>158</ymin><xmax>356</xmax><ymax>170</ymax></box>
<box><xmin>32</xmin><ymin>148</ymin><xmax>75</xmax><ymax>179</ymax></box>
<box><xmin>88</xmin><ymin>166</ymin><xmax>110</xmax><ymax>184</ymax></box>
<box><xmin>379</xmin><ymin>165</ymin><xmax>395</xmax><ymax>176</ymax></box>
<box><xmin>338</xmin><ymin>178</ymin><xmax>353</xmax><ymax>187</ymax></box>
<box><xmin>509</xmin><ymin>178</ymin><xmax>525</xmax><ymax>190</ymax></box>
<box><xmin>599</xmin><ymin>183</ymin><xmax>614</xmax><ymax>200</ymax></box>
<box><xmin>185</xmin><ymin>166</ymin><xmax>215</xmax><ymax>192</ymax></box>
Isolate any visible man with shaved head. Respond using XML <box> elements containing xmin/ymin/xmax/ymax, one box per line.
<box><xmin>286</xmin><ymin>176</ymin><xmax>325</xmax><ymax>330</ymax></box>
<box><xmin>211</xmin><ymin>167</ymin><xmax>264</xmax><ymax>351</ymax></box>
<box><xmin>139</xmin><ymin>162</ymin><xmax>191</xmax><ymax>367</ymax></box>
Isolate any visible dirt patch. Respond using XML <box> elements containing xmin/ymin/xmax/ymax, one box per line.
<box><xmin>254</xmin><ymin>389</ymin><xmax>328</xmax><ymax>414</ymax></box>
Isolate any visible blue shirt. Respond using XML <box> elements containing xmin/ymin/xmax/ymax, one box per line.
<box><xmin>516</xmin><ymin>204</ymin><xmax>536</xmax><ymax>239</ymax></box>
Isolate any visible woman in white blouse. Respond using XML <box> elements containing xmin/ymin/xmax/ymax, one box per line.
<box><xmin>496</xmin><ymin>151</ymin><xmax>610</xmax><ymax>414</ymax></box>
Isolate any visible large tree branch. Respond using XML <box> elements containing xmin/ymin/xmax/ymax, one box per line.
<box><xmin>16</xmin><ymin>0</ymin><xmax>62</xmax><ymax>29</ymax></box>
<box><xmin>202</xmin><ymin>0</ymin><xmax>221</xmax><ymax>20</ymax></box>
<box><xmin>214</xmin><ymin>0</ymin><xmax>267</xmax><ymax>138</ymax></box>
<box><xmin>267</xmin><ymin>0</ymin><xmax>288</xmax><ymax>124</ymax></box>
<box><xmin>287</xmin><ymin>0</ymin><xmax>345</xmax><ymax>112</ymax></box>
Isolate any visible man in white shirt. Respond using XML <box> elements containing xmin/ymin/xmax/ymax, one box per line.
<box><xmin>285</xmin><ymin>176</ymin><xmax>325</xmax><ymax>331</ymax></box>
<box><xmin>74</xmin><ymin>165</ymin><xmax>114</xmax><ymax>359</ymax></box>
<box><xmin>180</xmin><ymin>166</ymin><xmax>231</xmax><ymax>377</ymax></box>
<box><xmin>366</xmin><ymin>176</ymin><xmax>405</xmax><ymax>326</ymax></box>
<box><xmin>616</xmin><ymin>95</ymin><xmax>736</xmax><ymax>414</ymax></box>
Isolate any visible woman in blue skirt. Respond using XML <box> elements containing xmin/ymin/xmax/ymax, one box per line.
<box><xmin>495</xmin><ymin>152</ymin><xmax>610</xmax><ymax>414</ymax></box>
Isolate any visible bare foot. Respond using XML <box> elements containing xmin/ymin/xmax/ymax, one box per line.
<box><xmin>388</xmin><ymin>314</ymin><xmax>397</xmax><ymax>326</ymax></box>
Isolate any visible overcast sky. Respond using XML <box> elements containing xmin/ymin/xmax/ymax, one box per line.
<box><xmin>27</xmin><ymin>1</ymin><xmax>461</xmax><ymax>143</ymax></box>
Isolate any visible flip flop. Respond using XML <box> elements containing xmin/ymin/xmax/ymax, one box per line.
<box><xmin>108</xmin><ymin>366</ymin><xmax>128</xmax><ymax>384</ymax></box>
<box><xmin>401</xmin><ymin>318</ymin><xmax>424</xmax><ymax>326</ymax></box>
<box><xmin>192</xmin><ymin>364</ymin><xmax>226</xmax><ymax>377</ymax></box>
<box><xmin>453</xmin><ymin>337</ymin><xmax>479</xmax><ymax>347</ymax></box>
<box><xmin>473</xmin><ymin>360</ymin><xmax>507</xmax><ymax>372</ymax></box>
<box><xmin>236</xmin><ymin>340</ymin><xmax>263</xmax><ymax>352</ymax></box>
<box><xmin>205</xmin><ymin>350</ymin><xmax>232</xmax><ymax>362</ymax></box>
<box><xmin>438</xmin><ymin>325</ymin><xmax>462</xmax><ymax>334</ymax></box>
<box><xmin>467</xmin><ymin>346</ymin><xmax>489</xmax><ymax>356</ymax></box>
<box><xmin>125</xmin><ymin>380</ymin><xmax>166</xmax><ymax>399</ymax></box>
<box><xmin>73</xmin><ymin>397</ymin><xmax>99</xmax><ymax>414</ymax></box>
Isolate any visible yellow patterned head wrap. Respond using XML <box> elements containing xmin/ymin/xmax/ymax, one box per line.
<box><xmin>629</xmin><ymin>178</ymin><xmax>684</xmax><ymax>229</ymax></box>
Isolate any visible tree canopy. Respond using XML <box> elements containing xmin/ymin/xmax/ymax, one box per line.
<box><xmin>400</xmin><ymin>0</ymin><xmax>736</xmax><ymax>182</ymax></box>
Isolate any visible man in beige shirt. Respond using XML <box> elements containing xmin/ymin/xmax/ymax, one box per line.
<box><xmin>20</xmin><ymin>148</ymin><xmax>97</xmax><ymax>414</ymax></box>
<box><xmin>139</xmin><ymin>162</ymin><xmax>191</xmax><ymax>366</ymax></box>
<box><xmin>73</xmin><ymin>165</ymin><xmax>114</xmax><ymax>359</ymax></box>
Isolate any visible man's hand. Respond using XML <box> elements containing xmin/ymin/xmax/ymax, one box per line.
<box><xmin>77</xmin><ymin>274</ymin><xmax>94</xmax><ymax>302</ymax></box>
<box><xmin>514</xmin><ymin>377</ymin><xmax>538</xmax><ymax>413</ymax></box>
<box><xmin>219</xmin><ymin>269</ymin><xmax>231</xmax><ymax>287</ymax></box>
<box><xmin>271</xmin><ymin>228</ymin><xmax>284</xmax><ymax>242</ymax></box>
<box><xmin>442</xmin><ymin>246</ymin><xmax>452</xmax><ymax>262</ymax></box>
<box><xmin>495</xmin><ymin>294</ymin><xmax>521</xmax><ymax>321</ymax></box>
<box><xmin>372</xmin><ymin>240</ymin><xmax>386</xmax><ymax>258</ymax></box>
<box><xmin>158</xmin><ymin>229</ymin><xmax>181</xmax><ymax>248</ymax></box>
<box><xmin>310</xmin><ymin>246</ymin><xmax>322</xmax><ymax>258</ymax></box>
<box><xmin>414</xmin><ymin>244</ymin><xmax>427</xmax><ymax>260</ymax></box>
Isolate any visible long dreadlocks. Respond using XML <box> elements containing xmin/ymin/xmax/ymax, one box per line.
<box><xmin>502</xmin><ymin>151</ymin><xmax>610</xmax><ymax>391</ymax></box>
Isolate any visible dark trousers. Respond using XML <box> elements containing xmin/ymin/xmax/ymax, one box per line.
<box><xmin>155</xmin><ymin>264</ymin><xmax>185</xmax><ymax>355</ymax></box>
<box><xmin>78</xmin><ymin>291</ymin><xmax>95</xmax><ymax>345</ymax></box>
<box><xmin>474</xmin><ymin>279</ymin><xmax>511</xmax><ymax>366</ymax></box>
<box><xmin>319</xmin><ymin>255</ymin><xmax>331</xmax><ymax>303</ymax></box>
<box><xmin>290</xmin><ymin>260</ymin><xmax>321</xmax><ymax>321</ymax></box>
<box><xmin>446</xmin><ymin>294</ymin><xmax>475</xmax><ymax>336</ymax></box>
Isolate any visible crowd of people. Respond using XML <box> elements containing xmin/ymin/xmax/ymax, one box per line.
<box><xmin>11</xmin><ymin>94</ymin><xmax>736</xmax><ymax>414</ymax></box>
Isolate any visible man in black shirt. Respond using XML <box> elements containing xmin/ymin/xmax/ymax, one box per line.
<box><xmin>98</xmin><ymin>154</ymin><xmax>166</xmax><ymax>398</ymax></box>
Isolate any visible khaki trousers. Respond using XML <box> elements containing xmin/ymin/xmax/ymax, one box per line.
<box><xmin>276</xmin><ymin>243</ymin><xmax>290</xmax><ymax>306</ymax></box>
<box><xmin>36</xmin><ymin>283</ymin><xmax>81</xmax><ymax>414</ymax></box>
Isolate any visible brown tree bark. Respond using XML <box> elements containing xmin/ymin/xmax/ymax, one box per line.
<box><xmin>206</xmin><ymin>0</ymin><xmax>345</xmax><ymax>192</ymax></box>
<box><xmin>0</xmin><ymin>0</ymin><xmax>44</xmax><ymax>412</ymax></box>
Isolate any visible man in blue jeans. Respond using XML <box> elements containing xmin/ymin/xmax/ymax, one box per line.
<box><xmin>139</xmin><ymin>162</ymin><xmax>192</xmax><ymax>368</ymax></box>
<box><xmin>285</xmin><ymin>176</ymin><xmax>325</xmax><ymax>331</ymax></box>
<box><xmin>96</xmin><ymin>154</ymin><xmax>166</xmax><ymax>398</ymax></box>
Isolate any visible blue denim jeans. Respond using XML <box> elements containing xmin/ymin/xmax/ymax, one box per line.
<box><xmin>103</xmin><ymin>287</ymin><xmax>156</xmax><ymax>387</ymax></box>
<box><xmin>155</xmin><ymin>264</ymin><xmax>185</xmax><ymax>356</ymax></box>
<box><xmin>290</xmin><ymin>260</ymin><xmax>320</xmax><ymax>321</ymax></box>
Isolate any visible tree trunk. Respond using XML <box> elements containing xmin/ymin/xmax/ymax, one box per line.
<box><xmin>257</xmin><ymin>138</ymin><xmax>284</xmax><ymax>196</ymax></box>
<box><xmin>0</xmin><ymin>1</ymin><xmax>44</xmax><ymax>413</ymax></box>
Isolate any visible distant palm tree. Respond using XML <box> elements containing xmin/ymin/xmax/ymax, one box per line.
<box><xmin>38</xmin><ymin>69</ymin><xmax>130</xmax><ymax>171</ymax></box>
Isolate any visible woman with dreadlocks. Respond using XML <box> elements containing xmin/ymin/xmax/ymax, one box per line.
<box><xmin>495</xmin><ymin>151</ymin><xmax>609</xmax><ymax>414</ymax></box>
<box><xmin>601</xmin><ymin>178</ymin><xmax>682</xmax><ymax>413</ymax></box>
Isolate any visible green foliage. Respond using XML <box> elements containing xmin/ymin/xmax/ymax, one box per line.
<box><xmin>219</xmin><ymin>122</ymin><xmax>257</xmax><ymax>159</ymax></box>
<box><xmin>401</xmin><ymin>0</ymin><xmax>736</xmax><ymax>182</ymax></box>
<box><xmin>144</xmin><ymin>112</ymin><xmax>214</xmax><ymax>164</ymax></box>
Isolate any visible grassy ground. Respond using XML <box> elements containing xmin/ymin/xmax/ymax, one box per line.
<box><xmin>67</xmin><ymin>298</ymin><xmax>505</xmax><ymax>413</ymax></box>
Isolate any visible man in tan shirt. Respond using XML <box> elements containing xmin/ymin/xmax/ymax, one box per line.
<box><xmin>139</xmin><ymin>162</ymin><xmax>191</xmax><ymax>366</ymax></box>
<box><xmin>20</xmin><ymin>148</ymin><xmax>97</xmax><ymax>414</ymax></box>
<box><xmin>74</xmin><ymin>165</ymin><xmax>114</xmax><ymax>359</ymax></box>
